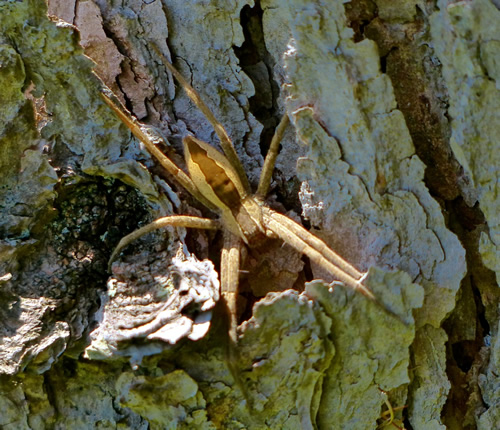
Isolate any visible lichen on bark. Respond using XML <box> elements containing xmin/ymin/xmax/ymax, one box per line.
<box><xmin>0</xmin><ymin>0</ymin><xmax>498</xmax><ymax>429</ymax></box>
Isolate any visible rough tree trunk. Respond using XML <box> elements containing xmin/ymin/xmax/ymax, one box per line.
<box><xmin>0</xmin><ymin>0</ymin><xmax>498</xmax><ymax>429</ymax></box>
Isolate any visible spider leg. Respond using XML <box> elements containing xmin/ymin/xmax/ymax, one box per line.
<box><xmin>101</xmin><ymin>92</ymin><xmax>219</xmax><ymax>213</ymax></box>
<box><xmin>262</xmin><ymin>207</ymin><xmax>379</xmax><ymax>297</ymax></box>
<box><xmin>108</xmin><ymin>215</ymin><xmax>220</xmax><ymax>272</ymax></box>
<box><xmin>220</xmin><ymin>230</ymin><xmax>257</xmax><ymax>407</ymax></box>
<box><xmin>262</xmin><ymin>207</ymin><xmax>364</xmax><ymax>280</ymax></box>
<box><xmin>254</xmin><ymin>112</ymin><xmax>366</xmax><ymax>280</ymax></box>
<box><xmin>152</xmin><ymin>45</ymin><xmax>251</xmax><ymax>194</ymax></box>
<box><xmin>220</xmin><ymin>231</ymin><xmax>243</xmax><ymax>345</ymax></box>
<box><xmin>263</xmin><ymin>208</ymin><xmax>405</xmax><ymax>321</ymax></box>
<box><xmin>256</xmin><ymin>113</ymin><xmax>290</xmax><ymax>199</ymax></box>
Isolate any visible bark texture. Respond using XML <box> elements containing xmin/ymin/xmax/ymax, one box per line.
<box><xmin>0</xmin><ymin>0</ymin><xmax>498</xmax><ymax>429</ymax></box>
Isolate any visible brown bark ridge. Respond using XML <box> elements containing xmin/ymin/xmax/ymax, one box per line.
<box><xmin>0</xmin><ymin>0</ymin><xmax>498</xmax><ymax>428</ymax></box>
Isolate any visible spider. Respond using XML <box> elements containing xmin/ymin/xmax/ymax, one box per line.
<box><xmin>102</xmin><ymin>46</ymin><xmax>392</xmax><ymax>345</ymax></box>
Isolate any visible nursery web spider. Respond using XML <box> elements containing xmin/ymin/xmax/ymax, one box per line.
<box><xmin>103</xmin><ymin>46</ymin><xmax>392</xmax><ymax>345</ymax></box>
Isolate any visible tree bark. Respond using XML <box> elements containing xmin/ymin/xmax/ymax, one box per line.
<box><xmin>0</xmin><ymin>0</ymin><xmax>498</xmax><ymax>429</ymax></box>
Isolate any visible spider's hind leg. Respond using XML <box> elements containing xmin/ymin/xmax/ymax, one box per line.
<box><xmin>220</xmin><ymin>230</ymin><xmax>242</xmax><ymax>345</ymax></box>
<box><xmin>262</xmin><ymin>207</ymin><xmax>406</xmax><ymax>323</ymax></box>
<box><xmin>262</xmin><ymin>208</ymin><xmax>365</xmax><ymax>282</ymax></box>
<box><xmin>220</xmin><ymin>231</ymin><xmax>257</xmax><ymax>407</ymax></box>
<box><xmin>262</xmin><ymin>208</ymin><xmax>374</xmax><ymax>298</ymax></box>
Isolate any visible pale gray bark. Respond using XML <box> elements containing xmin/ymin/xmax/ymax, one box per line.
<box><xmin>0</xmin><ymin>0</ymin><xmax>498</xmax><ymax>429</ymax></box>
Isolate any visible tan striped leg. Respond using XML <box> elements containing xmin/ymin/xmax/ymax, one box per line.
<box><xmin>108</xmin><ymin>215</ymin><xmax>220</xmax><ymax>271</ymax></box>
<box><xmin>220</xmin><ymin>230</ymin><xmax>242</xmax><ymax>345</ymax></box>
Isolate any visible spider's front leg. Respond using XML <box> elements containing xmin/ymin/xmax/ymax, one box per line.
<box><xmin>108</xmin><ymin>215</ymin><xmax>220</xmax><ymax>272</ymax></box>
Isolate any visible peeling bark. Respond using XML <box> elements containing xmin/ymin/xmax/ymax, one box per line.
<box><xmin>0</xmin><ymin>0</ymin><xmax>498</xmax><ymax>429</ymax></box>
